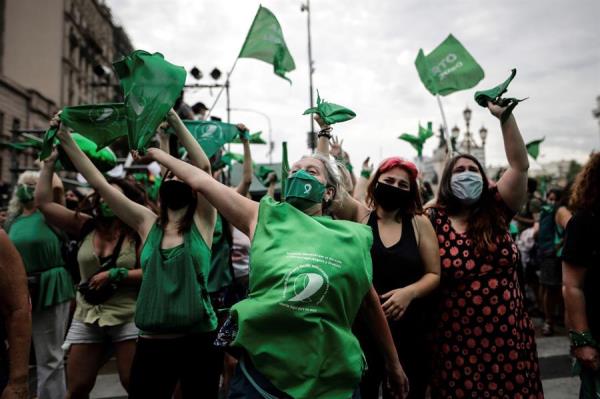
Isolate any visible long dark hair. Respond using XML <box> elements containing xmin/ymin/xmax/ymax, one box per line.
<box><xmin>434</xmin><ymin>154</ymin><xmax>508</xmax><ymax>253</ymax></box>
<box><xmin>157</xmin><ymin>170</ymin><xmax>197</xmax><ymax>234</ymax></box>
<box><xmin>366</xmin><ymin>157</ymin><xmax>422</xmax><ymax>221</ymax></box>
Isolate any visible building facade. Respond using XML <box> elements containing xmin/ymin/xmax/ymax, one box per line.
<box><xmin>0</xmin><ymin>0</ymin><xmax>133</xmax><ymax>190</ymax></box>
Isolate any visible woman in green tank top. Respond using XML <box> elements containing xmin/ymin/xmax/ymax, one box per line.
<box><xmin>144</xmin><ymin>144</ymin><xmax>410</xmax><ymax>399</ymax></box>
<box><xmin>6</xmin><ymin>170</ymin><xmax>75</xmax><ymax>399</ymax></box>
<box><xmin>51</xmin><ymin>109</ymin><xmax>229</xmax><ymax>399</ymax></box>
<box><xmin>36</xmin><ymin>148</ymin><xmax>145</xmax><ymax>398</ymax></box>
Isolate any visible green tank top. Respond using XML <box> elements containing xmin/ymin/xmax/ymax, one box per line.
<box><xmin>74</xmin><ymin>231</ymin><xmax>138</xmax><ymax>326</ymax></box>
<box><xmin>231</xmin><ymin>197</ymin><xmax>373</xmax><ymax>399</ymax></box>
<box><xmin>208</xmin><ymin>213</ymin><xmax>233</xmax><ymax>294</ymax></box>
<box><xmin>135</xmin><ymin>221</ymin><xmax>217</xmax><ymax>334</ymax></box>
<box><xmin>8</xmin><ymin>210</ymin><xmax>75</xmax><ymax>309</ymax></box>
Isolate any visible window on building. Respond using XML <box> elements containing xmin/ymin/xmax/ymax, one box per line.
<box><xmin>0</xmin><ymin>112</ymin><xmax>4</xmax><ymax>138</ymax></box>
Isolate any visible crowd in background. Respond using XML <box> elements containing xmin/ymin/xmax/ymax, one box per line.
<box><xmin>0</xmin><ymin>95</ymin><xmax>598</xmax><ymax>399</ymax></box>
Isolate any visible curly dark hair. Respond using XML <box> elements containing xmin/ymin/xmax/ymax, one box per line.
<box><xmin>434</xmin><ymin>154</ymin><xmax>509</xmax><ymax>254</ymax></box>
<box><xmin>569</xmin><ymin>152</ymin><xmax>600</xmax><ymax>214</ymax></box>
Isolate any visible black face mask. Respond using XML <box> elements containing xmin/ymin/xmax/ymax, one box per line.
<box><xmin>66</xmin><ymin>199</ymin><xmax>79</xmax><ymax>210</ymax></box>
<box><xmin>373</xmin><ymin>182</ymin><xmax>412</xmax><ymax>212</ymax></box>
<box><xmin>160</xmin><ymin>180</ymin><xmax>194</xmax><ymax>210</ymax></box>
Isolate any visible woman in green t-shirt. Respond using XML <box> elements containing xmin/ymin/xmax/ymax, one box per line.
<box><xmin>51</xmin><ymin>109</ymin><xmax>238</xmax><ymax>399</ymax></box>
<box><xmin>142</xmin><ymin>146</ymin><xmax>410</xmax><ymax>399</ymax></box>
<box><xmin>6</xmin><ymin>170</ymin><xmax>75</xmax><ymax>399</ymax></box>
<box><xmin>36</xmin><ymin>148</ymin><xmax>145</xmax><ymax>398</ymax></box>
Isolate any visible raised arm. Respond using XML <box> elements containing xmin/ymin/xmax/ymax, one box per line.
<box><xmin>353</xmin><ymin>157</ymin><xmax>373</xmax><ymax>203</ymax></box>
<box><xmin>167</xmin><ymin>109</ymin><xmax>210</xmax><ymax>172</ymax></box>
<box><xmin>491</xmin><ymin>102</ymin><xmax>529</xmax><ymax>211</ymax></box>
<box><xmin>148</xmin><ymin>148</ymin><xmax>259</xmax><ymax>239</ymax></box>
<box><xmin>0</xmin><ymin>229</ymin><xmax>31</xmax><ymax>399</ymax></box>
<box><xmin>54</xmin><ymin>122</ymin><xmax>156</xmax><ymax>240</ymax></box>
<box><xmin>236</xmin><ymin>126</ymin><xmax>253</xmax><ymax>196</ymax></box>
<box><xmin>266</xmin><ymin>172</ymin><xmax>277</xmax><ymax>199</ymax></box>
<box><xmin>35</xmin><ymin>149</ymin><xmax>91</xmax><ymax>236</ymax></box>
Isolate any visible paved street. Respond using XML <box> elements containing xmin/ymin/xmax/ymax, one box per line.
<box><xmin>86</xmin><ymin>318</ymin><xmax>581</xmax><ymax>399</ymax></box>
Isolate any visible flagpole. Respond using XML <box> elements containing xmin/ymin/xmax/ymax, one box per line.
<box><xmin>436</xmin><ymin>94</ymin><xmax>453</xmax><ymax>158</ymax></box>
<box><xmin>206</xmin><ymin>57</ymin><xmax>239</xmax><ymax>119</ymax></box>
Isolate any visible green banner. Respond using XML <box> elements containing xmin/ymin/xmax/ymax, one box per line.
<box><xmin>415</xmin><ymin>34</ymin><xmax>485</xmax><ymax>96</ymax></box>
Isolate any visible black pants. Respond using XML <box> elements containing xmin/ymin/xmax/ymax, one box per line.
<box><xmin>128</xmin><ymin>332</ymin><xmax>223</xmax><ymax>399</ymax></box>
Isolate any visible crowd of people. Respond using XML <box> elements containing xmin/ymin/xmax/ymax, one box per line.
<box><xmin>0</xmin><ymin>94</ymin><xmax>598</xmax><ymax>399</ymax></box>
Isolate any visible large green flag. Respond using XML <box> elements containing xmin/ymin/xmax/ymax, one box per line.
<box><xmin>526</xmin><ymin>138</ymin><xmax>544</xmax><ymax>160</ymax></box>
<box><xmin>170</xmin><ymin>120</ymin><xmax>241</xmax><ymax>158</ymax></box>
<box><xmin>113</xmin><ymin>50</ymin><xmax>186</xmax><ymax>151</ymax></box>
<box><xmin>415</xmin><ymin>34</ymin><xmax>485</xmax><ymax>96</ymax></box>
<box><xmin>239</xmin><ymin>5</ymin><xmax>296</xmax><ymax>83</ymax></box>
<box><xmin>40</xmin><ymin>103</ymin><xmax>127</xmax><ymax>160</ymax></box>
<box><xmin>398</xmin><ymin>121</ymin><xmax>434</xmax><ymax>158</ymax></box>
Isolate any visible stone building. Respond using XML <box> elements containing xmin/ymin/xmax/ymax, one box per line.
<box><xmin>0</xmin><ymin>0</ymin><xmax>133</xmax><ymax>190</ymax></box>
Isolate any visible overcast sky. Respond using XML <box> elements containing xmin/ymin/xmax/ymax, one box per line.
<box><xmin>106</xmin><ymin>0</ymin><xmax>600</xmax><ymax>169</ymax></box>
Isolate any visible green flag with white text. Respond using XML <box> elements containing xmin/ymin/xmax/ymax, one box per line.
<box><xmin>170</xmin><ymin>120</ymin><xmax>241</xmax><ymax>158</ymax></box>
<box><xmin>526</xmin><ymin>138</ymin><xmax>544</xmax><ymax>160</ymax></box>
<box><xmin>415</xmin><ymin>34</ymin><xmax>485</xmax><ymax>96</ymax></box>
<box><xmin>113</xmin><ymin>50</ymin><xmax>186</xmax><ymax>151</ymax></box>
<box><xmin>239</xmin><ymin>5</ymin><xmax>295</xmax><ymax>83</ymax></box>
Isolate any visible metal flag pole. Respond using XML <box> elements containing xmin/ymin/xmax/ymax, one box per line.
<box><xmin>436</xmin><ymin>94</ymin><xmax>453</xmax><ymax>158</ymax></box>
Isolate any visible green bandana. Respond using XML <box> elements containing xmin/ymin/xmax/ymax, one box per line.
<box><xmin>57</xmin><ymin>133</ymin><xmax>117</xmax><ymax>172</ymax></box>
<box><xmin>284</xmin><ymin>169</ymin><xmax>325</xmax><ymax>211</ymax></box>
<box><xmin>40</xmin><ymin>103</ymin><xmax>127</xmax><ymax>160</ymax></box>
<box><xmin>16</xmin><ymin>185</ymin><xmax>34</xmax><ymax>204</ymax></box>
<box><xmin>113</xmin><ymin>50</ymin><xmax>186</xmax><ymax>151</ymax></box>
<box><xmin>474</xmin><ymin>68</ymin><xmax>526</xmax><ymax>123</ymax></box>
<box><xmin>303</xmin><ymin>91</ymin><xmax>356</xmax><ymax>125</ymax></box>
<box><xmin>231</xmin><ymin>131</ymin><xmax>267</xmax><ymax>144</ymax></box>
<box><xmin>169</xmin><ymin>120</ymin><xmax>241</xmax><ymax>158</ymax></box>
<box><xmin>99</xmin><ymin>202</ymin><xmax>115</xmax><ymax>218</ymax></box>
<box><xmin>256</xmin><ymin>164</ymin><xmax>277</xmax><ymax>186</ymax></box>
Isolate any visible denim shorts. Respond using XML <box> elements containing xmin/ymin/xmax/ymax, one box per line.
<box><xmin>64</xmin><ymin>319</ymin><xmax>138</xmax><ymax>347</ymax></box>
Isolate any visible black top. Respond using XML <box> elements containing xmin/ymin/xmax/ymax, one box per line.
<box><xmin>367</xmin><ymin>212</ymin><xmax>429</xmax><ymax>337</ymax></box>
<box><xmin>562</xmin><ymin>210</ymin><xmax>600</xmax><ymax>338</ymax></box>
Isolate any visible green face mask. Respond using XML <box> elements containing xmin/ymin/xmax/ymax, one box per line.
<box><xmin>284</xmin><ymin>169</ymin><xmax>326</xmax><ymax>211</ymax></box>
<box><xmin>16</xmin><ymin>185</ymin><xmax>35</xmax><ymax>204</ymax></box>
<box><xmin>99</xmin><ymin>202</ymin><xmax>115</xmax><ymax>218</ymax></box>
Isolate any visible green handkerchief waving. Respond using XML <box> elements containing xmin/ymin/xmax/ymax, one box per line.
<box><xmin>57</xmin><ymin>133</ymin><xmax>118</xmax><ymax>172</ymax></box>
<box><xmin>169</xmin><ymin>120</ymin><xmax>241</xmax><ymax>158</ymax></box>
<box><xmin>113</xmin><ymin>50</ymin><xmax>186</xmax><ymax>151</ymax></box>
<box><xmin>398</xmin><ymin>121</ymin><xmax>434</xmax><ymax>158</ymax></box>
<box><xmin>474</xmin><ymin>68</ymin><xmax>526</xmax><ymax>123</ymax></box>
<box><xmin>303</xmin><ymin>91</ymin><xmax>356</xmax><ymax>125</ymax></box>
<box><xmin>525</xmin><ymin>138</ymin><xmax>544</xmax><ymax>160</ymax></box>
<box><xmin>40</xmin><ymin>103</ymin><xmax>127</xmax><ymax>160</ymax></box>
<box><xmin>232</xmin><ymin>131</ymin><xmax>267</xmax><ymax>144</ymax></box>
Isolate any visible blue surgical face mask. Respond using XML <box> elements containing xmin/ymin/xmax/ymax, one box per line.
<box><xmin>451</xmin><ymin>171</ymin><xmax>483</xmax><ymax>205</ymax></box>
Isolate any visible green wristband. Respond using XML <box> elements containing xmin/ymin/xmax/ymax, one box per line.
<box><xmin>108</xmin><ymin>267</ymin><xmax>129</xmax><ymax>283</ymax></box>
<box><xmin>569</xmin><ymin>330</ymin><xmax>599</xmax><ymax>349</ymax></box>
<box><xmin>360</xmin><ymin>170</ymin><xmax>371</xmax><ymax>179</ymax></box>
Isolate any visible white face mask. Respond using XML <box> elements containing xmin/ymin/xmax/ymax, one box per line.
<box><xmin>451</xmin><ymin>171</ymin><xmax>483</xmax><ymax>205</ymax></box>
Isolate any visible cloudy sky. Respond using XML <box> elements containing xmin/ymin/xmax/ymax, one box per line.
<box><xmin>106</xmin><ymin>0</ymin><xmax>600</xmax><ymax>169</ymax></box>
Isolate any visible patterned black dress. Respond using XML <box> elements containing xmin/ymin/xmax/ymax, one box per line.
<box><xmin>427</xmin><ymin>190</ymin><xmax>544</xmax><ymax>399</ymax></box>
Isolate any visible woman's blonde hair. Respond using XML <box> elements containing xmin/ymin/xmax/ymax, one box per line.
<box><xmin>6</xmin><ymin>171</ymin><xmax>39</xmax><ymax>227</ymax></box>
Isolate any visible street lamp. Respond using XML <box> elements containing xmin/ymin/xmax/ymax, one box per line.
<box><xmin>463</xmin><ymin>106</ymin><xmax>472</xmax><ymax>154</ymax></box>
<box><xmin>479</xmin><ymin>126</ymin><xmax>488</xmax><ymax>147</ymax></box>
